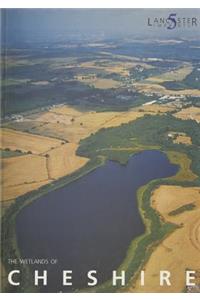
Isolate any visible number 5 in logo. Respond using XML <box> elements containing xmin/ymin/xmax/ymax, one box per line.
<box><xmin>167</xmin><ymin>13</ymin><xmax>177</xmax><ymax>30</ymax></box>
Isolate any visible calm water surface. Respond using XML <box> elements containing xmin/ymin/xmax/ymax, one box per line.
<box><xmin>16</xmin><ymin>150</ymin><xmax>178</xmax><ymax>292</ymax></box>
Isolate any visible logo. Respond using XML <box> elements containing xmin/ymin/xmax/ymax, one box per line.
<box><xmin>166</xmin><ymin>13</ymin><xmax>177</xmax><ymax>30</ymax></box>
<box><xmin>147</xmin><ymin>13</ymin><xmax>199</xmax><ymax>30</ymax></box>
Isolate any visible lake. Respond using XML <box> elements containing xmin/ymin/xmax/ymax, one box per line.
<box><xmin>15</xmin><ymin>150</ymin><xmax>178</xmax><ymax>292</ymax></box>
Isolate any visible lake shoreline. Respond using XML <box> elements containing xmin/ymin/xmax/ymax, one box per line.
<box><xmin>1</xmin><ymin>148</ymin><xmax>197</xmax><ymax>292</ymax></box>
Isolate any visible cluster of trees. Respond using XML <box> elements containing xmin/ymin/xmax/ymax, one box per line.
<box><xmin>162</xmin><ymin>65</ymin><xmax>200</xmax><ymax>90</ymax></box>
<box><xmin>77</xmin><ymin>114</ymin><xmax>200</xmax><ymax>182</ymax></box>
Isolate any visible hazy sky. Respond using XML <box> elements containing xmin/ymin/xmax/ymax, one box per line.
<box><xmin>2</xmin><ymin>9</ymin><xmax>200</xmax><ymax>44</ymax></box>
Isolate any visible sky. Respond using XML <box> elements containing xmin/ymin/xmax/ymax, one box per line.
<box><xmin>1</xmin><ymin>9</ymin><xmax>200</xmax><ymax>45</ymax></box>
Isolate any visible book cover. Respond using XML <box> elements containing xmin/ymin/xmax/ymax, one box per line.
<box><xmin>0</xmin><ymin>8</ymin><xmax>200</xmax><ymax>293</ymax></box>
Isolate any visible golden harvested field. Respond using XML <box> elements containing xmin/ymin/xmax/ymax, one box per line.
<box><xmin>133</xmin><ymin>82</ymin><xmax>200</xmax><ymax>97</ymax></box>
<box><xmin>0</xmin><ymin>128</ymin><xmax>62</xmax><ymax>154</ymax></box>
<box><xmin>29</xmin><ymin>104</ymin><xmax>174</xmax><ymax>140</ymax></box>
<box><xmin>130</xmin><ymin>185</ymin><xmax>200</xmax><ymax>292</ymax></box>
<box><xmin>1</xmin><ymin>142</ymin><xmax>88</xmax><ymax>201</ymax></box>
<box><xmin>103</xmin><ymin>104</ymin><xmax>177</xmax><ymax>128</ymax></box>
<box><xmin>174</xmin><ymin>106</ymin><xmax>200</xmax><ymax>123</ymax></box>
<box><xmin>139</xmin><ymin>104</ymin><xmax>175</xmax><ymax>113</ymax></box>
<box><xmin>89</xmin><ymin>78</ymin><xmax>121</xmax><ymax>89</ymax></box>
<box><xmin>2</xmin><ymin>154</ymin><xmax>50</xmax><ymax>201</ymax></box>
<box><xmin>2</xmin><ymin>180</ymin><xmax>51</xmax><ymax>203</ymax></box>
<box><xmin>2</xmin><ymin>155</ymin><xmax>49</xmax><ymax>187</ymax></box>
<box><xmin>104</xmin><ymin>103</ymin><xmax>175</xmax><ymax>128</ymax></box>
<box><xmin>174</xmin><ymin>135</ymin><xmax>192</xmax><ymax>145</ymax></box>
<box><xmin>75</xmin><ymin>111</ymin><xmax>118</xmax><ymax>130</ymax></box>
<box><xmin>0</xmin><ymin>122</ymin><xmax>89</xmax><ymax>200</ymax></box>
<box><xmin>25</xmin><ymin>109</ymin><xmax>134</xmax><ymax>141</ymax></box>
<box><xmin>46</xmin><ymin>143</ymin><xmax>89</xmax><ymax>180</ymax></box>
<box><xmin>49</xmin><ymin>105</ymin><xmax>82</xmax><ymax>116</ymax></box>
<box><xmin>30</xmin><ymin>122</ymin><xmax>89</xmax><ymax>143</ymax></box>
<box><xmin>103</xmin><ymin>111</ymin><xmax>146</xmax><ymax>127</ymax></box>
<box><xmin>102</xmin><ymin>107</ymin><xmax>169</xmax><ymax>128</ymax></box>
<box><xmin>29</xmin><ymin>110</ymin><xmax>118</xmax><ymax>142</ymax></box>
<box><xmin>79</xmin><ymin>59</ymin><xmax>152</xmax><ymax>77</ymax></box>
<box><xmin>75</xmin><ymin>73</ymin><xmax>121</xmax><ymax>88</ymax></box>
<box><xmin>35</xmin><ymin>111</ymin><xmax>73</xmax><ymax>125</ymax></box>
<box><xmin>146</xmin><ymin>65</ymin><xmax>193</xmax><ymax>83</ymax></box>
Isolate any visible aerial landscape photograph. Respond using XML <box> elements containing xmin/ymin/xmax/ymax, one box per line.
<box><xmin>0</xmin><ymin>8</ymin><xmax>200</xmax><ymax>293</ymax></box>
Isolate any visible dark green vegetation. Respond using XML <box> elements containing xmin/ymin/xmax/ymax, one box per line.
<box><xmin>4</xmin><ymin>39</ymin><xmax>199</xmax><ymax>118</ymax></box>
<box><xmin>129</xmin><ymin>61</ymin><xmax>180</xmax><ymax>82</ymax></box>
<box><xmin>0</xmin><ymin>149</ymin><xmax>24</xmax><ymax>158</ymax></box>
<box><xmin>77</xmin><ymin>114</ymin><xmax>200</xmax><ymax>181</ymax></box>
<box><xmin>1</xmin><ymin>75</ymin><xmax>154</xmax><ymax>117</ymax></box>
<box><xmin>110</xmin><ymin>40</ymin><xmax>200</xmax><ymax>61</ymax></box>
<box><xmin>2</xmin><ymin>47</ymin><xmax>158</xmax><ymax>117</ymax></box>
<box><xmin>168</xmin><ymin>203</ymin><xmax>196</xmax><ymax>216</ymax></box>
<box><xmin>186</xmin><ymin>97</ymin><xmax>200</xmax><ymax>108</ymax></box>
<box><xmin>162</xmin><ymin>64</ymin><xmax>200</xmax><ymax>90</ymax></box>
<box><xmin>129</xmin><ymin>66</ymin><xmax>161</xmax><ymax>81</ymax></box>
